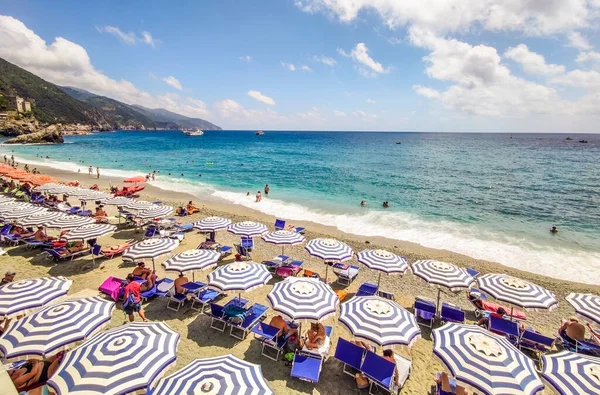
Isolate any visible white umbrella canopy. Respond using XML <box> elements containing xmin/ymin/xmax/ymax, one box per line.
<box><xmin>123</xmin><ymin>238</ymin><xmax>179</xmax><ymax>270</ymax></box>
<box><xmin>63</xmin><ymin>224</ymin><xmax>117</xmax><ymax>241</ymax></box>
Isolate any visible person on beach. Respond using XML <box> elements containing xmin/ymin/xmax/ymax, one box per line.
<box><xmin>476</xmin><ymin>307</ymin><xmax>507</xmax><ymax>328</ymax></box>
<box><xmin>34</xmin><ymin>226</ymin><xmax>55</xmax><ymax>243</ymax></box>
<box><xmin>88</xmin><ymin>166</ymin><xmax>93</xmax><ymax>176</ymax></box>
<box><xmin>0</xmin><ymin>268</ymin><xmax>15</xmax><ymax>286</ymax></box>
<box><xmin>298</xmin><ymin>322</ymin><xmax>325</xmax><ymax>350</ymax></box>
<box><xmin>3</xmin><ymin>155</ymin><xmax>6</xmax><ymax>164</ymax></box>
<box><xmin>559</xmin><ymin>316</ymin><xmax>586</xmax><ymax>343</ymax></box>
<box><xmin>256</xmin><ymin>191</ymin><xmax>262</xmax><ymax>202</ymax></box>
<box><xmin>95</xmin><ymin>205</ymin><xmax>108</xmax><ymax>222</ymax></box>
<box><xmin>152</xmin><ymin>173</ymin><xmax>155</xmax><ymax>181</ymax></box>
<box><xmin>269</xmin><ymin>315</ymin><xmax>298</xmax><ymax>340</ymax></box>
<box><xmin>264</xmin><ymin>184</ymin><xmax>270</xmax><ymax>195</ymax></box>
<box><xmin>174</xmin><ymin>273</ymin><xmax>189</xmax><ymax>295</ymax></box>
<box><xmin>96</xmin><ymin>167</ymin><xmax>100</xmax><ymax>179</ymax></box>
<box><xmin>132</xmin><ymin>262</ymin><xmax>152</xmax><ymax>279</ymax></box>
<box><xmin>187</xmin><ymin>201</ymin><xmax>200</xmax><ymax>214</ymax></box>
<box><xmin>434</xmin><ymin>371</ymin><xmax>468</xmax><ymax>395</ymax></box>
<box><xmin>9</xmin><ymin>352</ymin><xmax>64</xmax><ymax>393</ymax></box>
<box><xmin>123</xmin><ymin>274</ymin><xmax>148</xmax><ymax>322</ymax></box>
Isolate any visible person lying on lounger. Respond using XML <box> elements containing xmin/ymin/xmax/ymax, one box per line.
<box><xmin>132</xmin><ymin>262</ymin><xmax>153</xmax><ymax>279</ymax></box>
<box><xmin>174</xmin><ymin>273</ymin><xmax>189</xmax><ymax>295</ymax></box>
<box><xmin>269</xmin><ymin>315</ymin><xmax>298</xmax><ymax>340</ymax></box>
<box><xmin>559</xmin><ymin>316</ymin><xmax>586</xmax><ymax>343</ymax></box>
<box><xmin>95</xmin><ymin>205</ymin><xmax>108</xmax><ymax>221</ymax></box>
<box><xmin>10</xmin><ymin>222</ymin><xmax>33</xmax><ymax>238</ymax></box>
<box><xmin>434</xmin><ymin>371</ymin><xmax>468</xmax><ymax>395</ymax></box>
<box><xmin>299</xmin><ymin>322</ymin><xmax>325</xmax><ymax>350</ymax></box>
<box><xmin>34</xmin><ymin>226</ymin><xmax>55</xmax><ymax>243</ymax></box>
<box><xmin>9</xmin><ymin>352</ymin><xmax>64</xmax><ymax>392</ymax></box>
<box><xmin>58</xmin><ymin>241</ymin><xmax>87</xmax><ymax>256</ymax></box>
<box><xmin>186</xmin><ymin>201</ymin><xmax>199</xmax><ymax>214</ymax></box>
<box><xmin>476</xmin><ymin>307</ymin><xmax>507</xmax><ymax>328</ymax></box>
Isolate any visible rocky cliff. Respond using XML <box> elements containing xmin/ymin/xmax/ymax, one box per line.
<box><xmin>4</xmin><ymin>125</ymin><xmax>64</xmax><ymax>144</ymax></box>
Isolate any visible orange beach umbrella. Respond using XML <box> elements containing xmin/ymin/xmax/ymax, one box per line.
<box><xmin>123</xmin><ymin>176</ymin><xmax>146</xmax><ymax>184</ymax></box>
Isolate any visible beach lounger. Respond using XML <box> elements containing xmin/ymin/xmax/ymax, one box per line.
<box><xmin>101</xmin><ymin>241</ymin><xmax>133</xmax><ymax>258</ymax></box>
<box><xmin>229</xmin><ymin>303</ymin><xmax>269</xmax><ymax>340</ymax></box>
<box><xmin>468</xmin><ymin>289</ymin><xmax>527</xmax><ymax>320</ymax></box>
<box><xmin>414</xmin><ymin>297</ymin><xmax>437</xmax><ymax>328</ymax></box>
<box><xmin>174</xmin><ymin>223</ymin><xmax>194</xmax><ymax>232</ymax></box>
<box><xmin>378</xmin><ymin>290</ymin><xmax>395</xmax><ymax>301</ymax></box>
<box><xmin>356</xmin><ymin>282</ymin><xmax>379</xmax><ymax>297</ymax></box>
<box><xmin>166</xmin><ymin>289</ymin><xmax>189</xmax><ymax>312</ymax></box>
<box><xmin>190</xmin><ymin>288</ymin><xmax>221</xmax><ymax>312</ymax></box>
<box><xmin>466</xmin><ymin>268</ymin><xmax>480</xmax><ymax>278</ymax></box>
<box><xmin>440</xmin><ymin>302</ymin><xmax>465</xmax><ymax>324</ymax></box>
<box><xmin>234</xmin><ymin>244</ymin><xmax>252</xmax><ymax>261</ymax></box>
<box><xmin>335</xmin><ymin>265</ymin><xmax>360</xmax><ymax>286</ymax></box>
<box><xmin>361</xmin><ymin>351</ymin><xmax>398</xmax><ymax>394</ymax></box>
<box><xmin>275</xmin><ymin>219</ymin><xmax>305</xmax><ymax>234</ymax></box>
<box><xmin>334</xmin><ymin>338</ymin><xmax>365</xmax><ymax>377</ymax></box>
<box><xmin>559</xmin><ymin>332</ymin><xmax>600</xmax><ymax>357</ymax></box>
<box><xmin>98</xmin><ymin>276</ymin><xmax>125</xmax><ymax>301</ymax></box>
<box><xmin>208</xmin><ymin>303</ymin><xmax>228</xmax><ymax>332</ymax></box>
<box><xmin>300</xmin><ymin>326</ymin><xmax>333</xmax><ymax>358</ymax></box>
<box><xmin>144</xmin><ymin>225</ymin><xmax>160</xmax><ymax>239</ymax></box>
<box><xmin>291</xmin><ymin>353</ymin><xmax>323</xmax><ymax>383</ymax></box>
<box><xmin>44</xmin><ymin>247</ymin><xmax>86</xmax><ymax>262</ymax></box>
<box><xmin>155</xmin><ymin>278</ymin><xmax>174</xmax><ymax>298</ymax></box>
<box><xmin>263</xmin><ymin>255</ymin><xmax>290</xmax><ymax>271</ymax></box>
<box><xmin>252</xmin><ymin>322</ymin><xmax>293</xmax><ymax>361</ymax></box>
<box><xmin>77</xmin><ymin>210</ymin><xmax>92</xmax><ymax>217</ymax></box>
<box><xmin>489</xmin><ymin>316</ymin><xmax>519</xmax><ymax>342</ymax></box>
<box><xmin>67</xmin><ymin>207</ymin><xmax>81</xmax><ymax>215</ymax></box>
<box><xmin>518</xmin><ymin>330</ymin><xmax>554</xmax><ymax>365</ymax></box>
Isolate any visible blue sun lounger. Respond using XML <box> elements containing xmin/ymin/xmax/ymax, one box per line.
<box><xmin>252</xmin><ymin>322</ymin><xmax>291</xmax><ymax>361</ymax></box>
<box><xmin>361</xmin><ymin>351</ymin><xmax>398</xmax><ymax>394</ymax></box>
<box><xmin>229</xmin><ymin>303</ymin><xmax>269</xmax><ymax>340</ymax></box>
<box><xmin>334</xmin><ymin>338</ymin><xmax>365</xmax><ymax>376</ymax></box>
<box><xmin>291</xmin><ymin>325</ymin><xmax>333</xmax><ymax>384</ymax></box>
<box><xmin>190</xmin><ymin>288</ymin><xmax>222</xmax><ymax>313</ymax></box>
<box><xmin>356</xmin><ymin>282</ymin><xmax>378</xmax><ymax>296</ymax></box>
<box><xmin>440</xmin><ymin>303</ymin><xmax>465</xmax><ymax>324</ymax></box>
<box><xmin>275</xmin><ymin>219</ymin><xmax>305</xmax><ymax>234</ymax></box>
<box><xmin>208</xmin><ymin>303</ymin><xmax>228</xmax><ymax>332</ymax></box>
<box><xmin>414</xmin><ymin>297</ymin><xmax>436</xmax><ymax>328</ymax></box>
<box><xmin>335</xmin><ymin>265</ymin><xmax>360</xmax><ymax>286</ymax></box>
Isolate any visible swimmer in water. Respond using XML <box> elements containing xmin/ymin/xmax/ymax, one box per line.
<box><xmin>550</xmin><ymin>226</ymin><xmax>558</xmax><ymax>233</ymax></box>
<box><xmin>360</xmin><ymin>200</ymin><xmax>367</xmax><ymax>206</ymax></box>
<box><xmin>382</xmin><ymin>201</ymin><xmax>390</xmax><ymax>208</ymax></box>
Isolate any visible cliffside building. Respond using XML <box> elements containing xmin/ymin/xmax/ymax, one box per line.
<box><xmin>8</xmin><ymin>96</ymin><xmax>32</xmax><ymax>113</ymax></box>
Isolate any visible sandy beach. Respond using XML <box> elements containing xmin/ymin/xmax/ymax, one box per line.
<box><xmin>2</xmin><ymin>163</ymin><xmax>599</xmax><ymax>395</ymax></box>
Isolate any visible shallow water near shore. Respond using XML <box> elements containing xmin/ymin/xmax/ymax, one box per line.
<box><xmin>3</xmin><ymin>130</ymin><xmax>599</xmax><ymax>283</ymax></box>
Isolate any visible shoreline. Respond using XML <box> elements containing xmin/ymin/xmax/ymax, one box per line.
<box><xmin>13</xmin><ymin>158</ymin><xmax>600</xmax><ymax>292</ymax></box>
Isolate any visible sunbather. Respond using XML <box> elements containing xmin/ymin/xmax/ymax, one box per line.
<box><xmin>132</xmin><ymin>262</ymin><xmax>152</xmax><ymax>279</ymax></box>
<box><xmin>269</xmin><ymin>315</ymin><xmax>298</xmax><ymax>340</ymax></box>
<box><xmin>434</xmin><ymin>372</ymin><xmax>468</xmax><ymax>395</ymax></box>
<box><xmin>476</xmin><ymin>307</ymin><xmax>507</xmax><ymax>328</ymax></box>
<box><xmin>382</xmin><ymin>349</ymin><xmax>401</xmax><ymax>388</ymax></box>
<box><xmin>9</xmin><ymin>352</ymin><xmax>64</xmax><ymax>392</ymax></box>
<box><xmin>186</xmin><ymin>201</ymin><xmax>199</xmax><ymax>214</ymax></box>
<box><xmin>299</xmin><ymin>322</ymin><xmax>325</xmax><ymax>350</ymax></box>
<box><xmin>586</xmin><ymin>323</ymin><xmax>600</xmax><ymax>345</ymax></box>
<box><xmin>351</xmin><ymin>340</ymin><xmax>376</xmax><ymax>352</ymax></box>
<box><xmin>33</xmin><ymin>226</ymin><xmax>55</xmax><ymax>243</ymax></box>
<box><xmin>58</xmin><ymin>241</ymin><xmax>87</xmax><ymax>256</ymax></box>
<box><xmin>10</xmin><ymin>223</ymin><xmax>33</xmax><ymax>238</ymax></box>
<box><xmin>0</xmin><ymin>268</ymin><xmax>15</xmax><ymax>286</ymax></box>
<box><xmin>559</xmin><ymin>316</ymin><xmax>586</xmax><ymax>343</ymax></box>
<box><xmin>174</xmin><ymin>273</ymin><xmax>189</xmax><ymax>295</ymax></box>
<box><xmin>94</xmin><ymin>205</ymin><xmax>108</xmax><ymax>221</ymax></box>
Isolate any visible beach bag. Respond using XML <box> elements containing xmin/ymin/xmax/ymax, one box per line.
<box><xmin>123</xmin><ymin>292</ymin><xmax>136</xmax><ymax>309</ymax></box>
<box><xmin>284</xmin><ymin>352</ymin><xmax>295</xmax><ymax>366</ymax></box>
<box><xmin>223</xmin><ymin>304</ymin><xmax>247</xmax><ymax>320</ymax></box>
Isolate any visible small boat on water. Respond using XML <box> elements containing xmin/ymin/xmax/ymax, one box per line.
<box><xmin>255</xmin><ymin>130</ymin><xmax>264</xmax><ymax>136</ymax></box>
<box><xmin>566</xmin><ymin>137</ymin><xmax>572</xmax><ymax>140</ymax></box>
<box><xmin>579</xmin><ymin>140</ymin><xmax>588</xmax><ymax>143</ymax></box>
<box><xmin>396</xmin><ymin>141</ymin><xmax>401</xmax><ymax>144</ymax></box>
<box><xmin>183</xmin><ymin>128</ymin><xmax>204</xmax><ymax>136</ymax></box>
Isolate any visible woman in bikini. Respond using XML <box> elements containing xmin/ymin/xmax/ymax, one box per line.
<box><xmin>10</xmin><ymin>352</ymin><xmax>64</xmax><ymax>392</ymax></box>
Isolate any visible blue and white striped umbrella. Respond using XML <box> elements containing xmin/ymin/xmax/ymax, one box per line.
<box><xmin>162</xmin><ymin>249</ymin><xmax>220</xmax><ymax>273</ymax></box>
<box><xmin>2</xmin><ymin>205</ymin><xmax>47</xmax><ymax>219</ymax></box>
<box><xmin>63</xmin><ymin>223</ymin><xmax>117</xmax><ymax>241</ymax></box>
<box><xmin>149</xmin><ymin>354</ymin><xmax>274</xmax><ymax>395</ymax></box>
<box><xmin>227</xmin><ymin>221</ymin><xmax>269</xmax><ymax>237</ymax></box>
<box><xmin>357</xmin><ymin>249</ymin><xmax>409</xmax><ymax>287</ymax></box>
<box><xmin>0</xmin><ymin>195</ymin><xmax>15</xmax><ymax>203</ymax></box>
<box><xmin>411</xmin><ymin>260</ymin><xmax>474</xmax><ymax>291</ymax></box>
<box><xmin>305</xmin><ymin>238</ymin><xmax>354</xmax><ymax>262</ymax></box>
<box><xmin>207</xmin><ymin>262</ymin><xmax>272</xmax><ymax>293</ymax></box>
<box><xmin>123</xmin><ymin>238</ymin><xmax>179</xmax><ymax>270</ymax></box>
<box><xmin>0</xmin><ymin>296</ymin><xmax>115</xmax><ymax>359</ymax></box>
<box><xmin>0</xmin><ymin>277</ymin><xmax>73</xmax><ymax>319</ymax></box>
<box><xmin>45</xmin><ymin>214</ymin><xmax>95</xmax><ymax>229</ymax></box>
<box><xmin>193</xmin><ymin>216</ymin><xmax>232</xmax><ymax>231</ymax></box>
<box><xmin>541</xmin><ymin>350</ymin><xmax>600</xmax><ymax>395</ymax></box>
<box><xmin>48</xmin><ymin>322</ymin><xmax>179</xmax><ymax>395</ymax></box>
<box><xmin>267</xmin><ymin>277</ymin><xmax>338</xmax><ymax>320</ymax></box>
<box><xmin>566</xmin><ymin>293</ymin><xmax>600</xmax><ymax>325</ymax></box>
<box><xmin>262</xmin><ymin>230</ymin><xmax>305</xmax><ymax>255</ymax></box>
<box><xmin>65</xmin><ymin>188</ymin><xmax>98</xmax><ymax>197</ymax></box>
<box><xmin>0</xmin><ymin>202</ymin><xmax>31</xmax><ymax>210</ymax></box>
<box><xmin>137</xmin><ymin>205</ymin><xmax>174</xmax><ymax>219</ymax></box>
<box><xmin>100</xmin><ymin>196</ymin><xmax>135</xmax><ymax>206</ymax></box>
<box><xmin>433</xmin><ymin>323</ymin><xmax>544</xmax><ymax>395</ymax></box>
<box><xmin>477</xmin><ymin>274</ymin><xmax>558</xmax><ymax>311</ymax></box>
<box><xmin>35</xmin><ymin>183</ymin><xmax>62</xmax><ymax>191</ymax></box>
<box><xmin>79</xmin><ymin>191</ymin><xmax>112</xmax><ymax>201</ymax></box>
<box><xmin>339</xmin><ymin>296</ymin><xmax>420</xmax><ymax>347</ymax></box>
<box><xmin>123</xmin><ymin>200</ymin><xmax>157</xmax><ymax>211</ymax></box>
<box><xmin>18</xmin><ymin>211</ymin><xmax>66</xmax><ymax>227</ymax></box>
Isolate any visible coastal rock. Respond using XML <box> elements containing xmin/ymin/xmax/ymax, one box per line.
<box><xmin>0</xmin><ymin>115</ymin><xmax>40</xmax><ymax>136</ymax></box>
<box><xmin>4</xmin><ymin>128</ymin><xmax>64</xmax><ymax>144</ymax></box>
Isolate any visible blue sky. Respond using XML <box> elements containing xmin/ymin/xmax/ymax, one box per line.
<box><xmin>1</xmin><ymin>1</ymin><xmax>600</xmax><ymax>132</ymax></box>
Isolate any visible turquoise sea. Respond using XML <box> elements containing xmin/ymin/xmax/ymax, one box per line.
<box><xmin>3</xmin><ymin>130</ymin><xmax>599</xmax><ymax>284</ymax></box>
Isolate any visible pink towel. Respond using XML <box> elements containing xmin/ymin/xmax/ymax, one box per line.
<box><xmin>99</xmin><ymin>276</ymin><xmax>124</xmax><ymax>301</ymax></box>
<box><xmin>481</xmin><ymin>300</ymin><xmax>527</xmax><ymax>320</ymax></box>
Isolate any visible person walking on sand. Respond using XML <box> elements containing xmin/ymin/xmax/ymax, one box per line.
<box><xmin>123</xmin><ymin>274</ymin><xmax>148</xmax><ymax>323</ymax></box>
<box><xmin>88</xmin><ymin>166</ymin><xmax>93</xmax><ymax>176</ymax></box>
<box><xmin>96</xmin><ymin>167</ymin><xmax>100</xmax><ymax>179</ymax></box>
<box><xmin>264</xmin><ymin>184</ymin><xmax>270</xmax><ymax>195</ymax></box>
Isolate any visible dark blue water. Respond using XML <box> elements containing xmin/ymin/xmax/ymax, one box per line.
<box><xmin>4</xmin><ymin>131</ymin><xmax>600</xmax><ymax>283</ymax></box>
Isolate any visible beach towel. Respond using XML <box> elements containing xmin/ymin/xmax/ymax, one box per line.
<box><xmin>98</xmin><ymin>276</ymin><xmax>124</xmax><ymax>301</ymax></box>
<box><xmin>481</xmin><ymin>300</ymin><xmax>526</xmax><ymax>320</ymax></box>
<box><xmin>224</xmin><ymin>304</ymin><xmax>247</xmax><ymax>320</ymax></box>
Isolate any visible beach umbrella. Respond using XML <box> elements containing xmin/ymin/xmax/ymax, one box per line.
<box><xmin>2</xmin><ymin>205</ymin><xmax>47</xmax><ymax>219</ymax></box>
<box><xmin>412</xmin><ymin>260</ymin><xmax>475</xmax><ymax>314</ymax></box>
<box><xmin>47</xmin><ymin>322</ymin><xmax>179</xmax><ymax>395</ymax></box>
<box><xmin>35</xmin><ymin>183</ymin><xmax>62</xmax><ymax>191</ymax></box>
<box><xmin>124</xmin><ymin>200</ymin><xmax>156</xmax><ymax>211</ymax></box>
<box><xmin>193</xmin><ymin>216</ymin><xmax>232</xmax><ymax>231</ymax></box>
<box><xmin>0</xmin><ymin>276</ymin><xmax>73</xmax><ymax>319</ymax></box>
<box><xmin>45</xmin><ymin>214</ymin><xmax>95</xmax><ymax>229</ymax></box>
<box><xmin>305</xmin><ymin>238</ymin><xmax>354</xmax><ymax>281</ymax></box>
<box><xmin>136</xmin><ymin>205</ymin><xmax>173</xmax><ymax>219</ymax></box>
<box><xmin>18</xmin><ymin>211</ymin><xmax>67</xmax><ymax>227</ymax></box>
<box><xmin>0</xmin><ymin>296</ymin><xmax>115</xmax><ymax>360</ymax></box>
<box><xmin>0</xmin><ymin>196</ymin><xmax>15</xmax><ymax>204</ymax></box>
<box><xmin>477</xmin><ymin>274</ymin><xmax>558</xmax><ymax>314</ymax></box>
<box><xmin>357</xmin><ymin>249</ymin><xmax>409</xmax><ymax>287</ymax></box>
<box><xmin>262</xmin><ymin>229</ymin><xmax>305</xmax><ymax>255</ymax></box>
<box><xmin>101</xmin><ymin>196</ymin><xmax>135</xmax><ymax>206</ymax></box>
<box><xmin>162</xmin><ymin>249</ymin><xmax>220</xmax><ymax>281</ymax></box>
<box><xmin>63</xmin><ymin>223</ymin><xmax>117</xmax><ymax>241</ymax></box>
<box><xmin>124</xmin><ymin>176</ymin><xmax>146</xmax><ymax>184</ymax></box>
<box><xmin>0</xmin><ymin>201</ymin><xmax>31</xmax><ymax>210</ymax></box>
<box><xmin>207</xmin><ymin>261</ymin><xmax>272</xmax><ymax>304</ymax></box>
<box><xmin>79</xmin><ymin>191</ymin><xmax>112</xmax><ymax>201</ymax></box>
<box><xmin>64</xmin><ymin>187</ymin><xmax>97</xmax><ymax>197</ymax></box>
<box><xmin>150</xmin><ymin>354</ymin><xmax>274</xmax><ymax>395</ymax></box>
<box><xmin>566</xmin><ymin>293</ymin><xmax>600</xmax><ymax>325</ymax></box>
<box><xmin>227</xmin><ymin>221</ymin><xmax>269</xmax><ymax>238</ymax></box>
<box><xmin>123</xmin><ymin>238</ymin><xmax>179</xmax><ymax>270</ymax></box>
<box><xmin>339</xmin><ymin>296</ymin><xmax>421</xmax><ymax>347</ymax></box>
<box><xmin>432</xmin><ymin>323</ymin><xmax>544</xmax><ymax>395</ymax></box>
<box><xmin>540</xmin><ymin>350</ymin><xmax>600</xmax><ymax>395</ymax></box>
<box><xmin>267</xmin><ymin>277</ymin><xmax>338</xmax><ymax>321</ymax></box>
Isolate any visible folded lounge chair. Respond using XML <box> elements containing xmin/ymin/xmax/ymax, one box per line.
<box><xmin>440</xmin><ymin>302</ymin><xmax>465</xmax><ymax>324</ymax></box>
<box><xmin>208</xmin><ymin>303</ymin><xmax>228</xmax><ymax>332</ymax></box>
<box><xmin>414</xmin><ymin>297</ymin><xmax>437</xmax><ymax>328</ymax></box>
<box><xmin>356</xmin><ymin>282</ymin><xmax>378</xmax><ymax>297</ymax></box>
<box><xmin>229</xmin><ymin>303</ymin><xmax>269</xmax><ymax>340</ymax></box>
<box><xmin>489</xmin><ymin>316</ymin><xmax>519</xmax><ymax>342</ymax></box>
<box><xmin>361</xmin><ymin>351</ymin><xmax>400</xmax><ymax>395</ymax></box>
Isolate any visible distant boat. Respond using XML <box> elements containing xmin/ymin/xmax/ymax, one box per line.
<box><xmin>396</xmin><ymin>141</ymin><xmax>401</xmax><ymax>144</ymax></box>
<box><xmin>255</xmin><ymin>130</ymin><xmax>264</xmax><ymax>136</ymax></box>
<box><xmin>566</xmin><ymin>137</ymin><xmax>572</xmax><ymax>140</ymax></box>
<box><xmin>183</xmin><ymin>128</ymin><xmax>204</xmax><ymax>136</ymax></box>
<box><xmin>579</xmin><ymin>140</ymin><xmax>588</xmax><ymax>143</ymax></box>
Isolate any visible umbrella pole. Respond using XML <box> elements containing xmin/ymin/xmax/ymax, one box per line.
<box><xmin>377</xmin><ymin>272</ymin><xmax>382</xmax><ymax>288</ymax></box>
<box><xmin>325</xmin><ymin>264</ymin><xmax>329</xmax><ymax>283</ymax></box>
<box><xmin>436</xmin><ymin>288</ymin><xmax>441</xmax><ymax>318</ymax></box>
<box><xmin>152</xmin><ymin>257</ymin><xmax>156</xmax><ymax>272</ymax></box>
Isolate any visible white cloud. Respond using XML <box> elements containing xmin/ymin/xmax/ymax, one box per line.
<box><xmin>338</xmin><ymin>43</ymin><xmax>390</xmax><ymax>77</ymax></box>
<box><xmin>248</xmin><ymin>90</ymin><xmax>276</xmax><ymax>105</ymax></box>
<box><xmin>353</xmin><ymin>110</ymin><xmax>377</xmax><ymax>119</ymax></box>
<box><xmin>576</xmin><ymin>51</ymin><xmax>600</xmax><ymax>68</ymax></box>
<box><xmin>313</xmin><ymin>55</ymin><xmax>337</xmax><ymax>66</ymax></box>
<box><xmin>96</xmin><ymin>25</ymin><xmax>158</xmax><ymax>46</ymax></box>
<box><xmin>297</xmin><ymin>106</ymin><xmax>323</xmax><ymax>119</ymax></box>
<box><xmin>367</xmin><ymin>98</ymin><xmax>376</xmax><ymax>104</ymax></box>
<box><xmin>413</xmin><ymin>85</ymin><xmax>441</xmax><ymax>99</ymax></box>
<box><xmin>281</xmin><ymin>62</ymin><xmax>296</xmax><ymax>71</ymax></box>
<box><xmin>300</xmin><ymin>65</ymin><xmax>312</xmax><ymax>71</ymax></box>
<box><xmin>0</xmin><ymin>15</ymin><xmax>213</xmax><ymax>121</ymax></box>
<box><xmin>504</xmin><ymin>44</ymin><xmax>566</xmax><ymax>77</ymax></box>
<box><xmin>388</xmin><ymin>37</ymin><xmax>403</xmax><ymax>45</ymax></box>
<box><xmin>294</xmin><ymin>0</ymin><xmax>600</xmax><ymax>35</ymax></box>
<box><xmin>566</xmin><ymin>31</ymin><xmax>593</xmax><ymax>50</ymax></box>
<box><xmin>239</xmin><ymin>55</ymin><xmax>252</xmax><ymax>62</ymax></box>
<box><xmin>334</xmin><ymin>110</ymin><xmax>347</xmax><ymax>116</ymax></box>
<box><xmin>161</xmin><ymin>76</ymin><xmax>183</xmax><ymax>90</ymax></box>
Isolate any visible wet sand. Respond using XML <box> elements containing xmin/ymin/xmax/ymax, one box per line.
<box><xmin>2</xmin><ymin>164</ymin><xmax>599</xmax><ymax>394</ymax></box>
